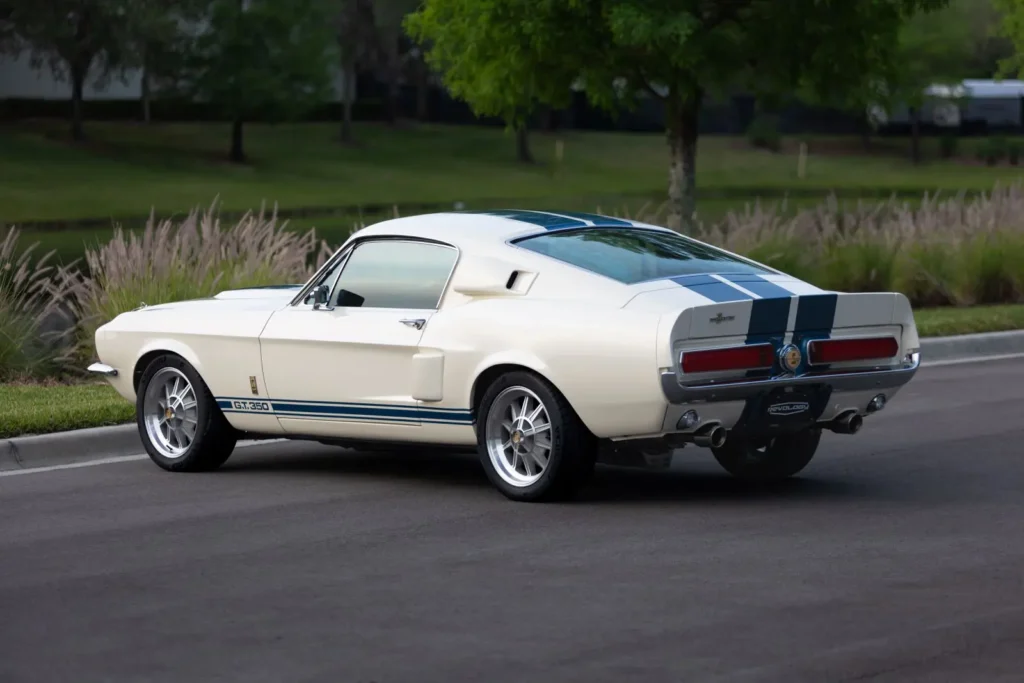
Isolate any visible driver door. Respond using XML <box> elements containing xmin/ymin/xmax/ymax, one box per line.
<box><xmin>258</xmin><ymin>237</ymin><xmax>458</xmax><ymax>440</ymax></box>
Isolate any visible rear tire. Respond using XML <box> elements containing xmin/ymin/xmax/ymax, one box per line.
<box><xmin>711</xmin><ymin>428</ymin><xmax>821</xmax><ymax>482</ymax></box>
<box><xmin>136</xmin><ymin>354</ymin><xmax>237</xmax><ymax>472</ymax></box>
<box><xmin>476</xmin><ymin>370</ymin><xmax>596</xmax><ymax>502</ymax></box>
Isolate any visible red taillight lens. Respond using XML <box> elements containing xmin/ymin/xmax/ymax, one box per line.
<box><xmin>681</xmin><ymin>344</ymin><xmax>774</xmax><ymax>374</ymax></box>
<box><xmin>807</xmin><ymin>337</ymin><xmax>899</xmax><ymax>365</ymax></box>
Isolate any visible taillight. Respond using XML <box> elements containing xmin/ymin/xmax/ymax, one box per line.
<box><xmin>681</xmin><ymin>344</ymin><xmax>774</xmax><ymax>374</ymax></box>
<box><xmin>807</xmin><ymin>337</ymin><xmax>898</xmax><ymax>365</ymax></box>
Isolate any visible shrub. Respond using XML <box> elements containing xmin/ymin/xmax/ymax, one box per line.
<box><xmin>939</xmin><ymin>133</ymin><xmax>958</xmax><ymax>159</ymax></box>
<box><xmin>0</xmin><ymin>228</ymin><xmax>78</xmax><ymax>381</ymax></box>
<box><xmin>977</xmin><ymin>136</ymin><xmax>1007</xmax><ymax>166</ymax></box>
<box><xmin>72</xmin><ymin>201</ymin><xmax>333</xmax><ymax>358</ymax></box>
<box><xmin>746</xmin><ymin>114</ymin><xmax>782</xmax><ymax>152</ymax></box>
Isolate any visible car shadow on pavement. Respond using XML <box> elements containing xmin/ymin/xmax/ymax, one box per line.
<box><xmin>221</xmin><ymin>444</ymin><xmax>922</xmax><ymax>506</ymax></box>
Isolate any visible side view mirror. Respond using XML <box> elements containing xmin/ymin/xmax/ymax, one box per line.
<box><xmin>310</xmin><ymin>284</ymin><xmax>330</xmax><ymax>309</ymax></box>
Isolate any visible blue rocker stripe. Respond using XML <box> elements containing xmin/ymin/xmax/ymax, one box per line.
<box><xmin>216</xmin><ymin>398</ymin><xmax>474</xmax><ymax>424</ymax></box>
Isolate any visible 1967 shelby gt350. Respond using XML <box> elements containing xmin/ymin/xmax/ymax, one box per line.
<box><xmin>88</xmin><ymin>209</ymin><xmax>921</xmax><ymax>502</ymax></box>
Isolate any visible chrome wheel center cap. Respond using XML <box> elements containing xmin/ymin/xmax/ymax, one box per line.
<box><xmin>511</xmin><ymin>431</ymin><xmax>523</xmax><ymax>445</ymax></box>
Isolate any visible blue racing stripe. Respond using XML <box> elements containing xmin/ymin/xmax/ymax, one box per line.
<box><xmin>746</xmin><ymin>297</ymin><xmax>791</xmax><ymax>344</ymax></box>
<box><xmin>669</xmin><ymin>275</ymin><xmax>753</xmax><ymax>303</ymax></box>
<box><xmin>547</xmin><ymin>211</ymin><xmax>634</xmax><ymax>227</ymax></box>
<box><xmin>721</xmin><ymin>274</ymin><xmax>794</xmax><ymax>300</ymax></box>
<box><xmin>481</xmin><ymin>210</ymin><xmax>588</xmax><ymax>231</ymax></box>
<box><xmin>793</xmin><ymin>294</ymin><xmax>839</xmax><ymax>335</ymax></box>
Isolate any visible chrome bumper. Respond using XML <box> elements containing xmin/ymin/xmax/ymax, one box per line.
<box><xmin>661</xmin><ymin>353</ymin><xmax>920</xmax><ymax>405</ymax></box>
<box><xmin>87</xmin><ymin>362</ymin><xmax>118</xmax><ymax>377</ymax></box>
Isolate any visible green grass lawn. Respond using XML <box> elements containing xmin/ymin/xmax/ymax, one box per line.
<box><xmin>4</xmin><ymin>120</ymin><xmax>1024</xmax><ymax>226</ymax></box>
<box><xmin>1</xmin><ymin>304</ymin><xmax>1021</xmax><ymax>439</ymax></box>
<box><xmin>0</xmin><ymin>382</ymin><xmax>134</xmax><ymax>439</ymax></box>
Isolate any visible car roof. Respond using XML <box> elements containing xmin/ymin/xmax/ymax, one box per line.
<box><xmin>350</xmin><ymin>209</ymin><xmax>673</xmax><ymax>251</ymax></box>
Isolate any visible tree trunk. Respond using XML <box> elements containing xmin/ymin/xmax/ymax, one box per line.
<box><xmin>382</xmin><ymin>32</ymin><xmax>400</xmax><ymax>125</ymax></box>
<box><xmin>340</xmin><ymin>58</ymin><xmax>356</xmax><ymax>143</ymax></box>
<box><xmin>909</xmin><ymin>106</ymin><xmax>921</xmax><ymax>164</ymax></box>
<box><xmin>141</xmin><ymin>59</ymin><xmax>152</xmax><ymax>124</ymax></box>
<box><xmin>666</xmin><ymin>89</ymin><xmax>702</xmax><ymax>232</ymax></box>
<box><xmin>860</xmin><ymin>112</ymin><xmax>872</xmax><ymax>152</ymax></box>
<box><xmin>515</xmin><ymin>124</ymin><xmax>534</xmax><ymax>164</ymax></box>
<box><xmin>385</xmin><ymin>78</ymin><xmax>399</xmax><ymax>125</ymax></box>
<box><xmin>70</xmin><ymin>63</ymin><xmax>87</xmax><ymax>142</ymax></box>
<box><xmin>415</xmin><ymin>58</ymin><xmax>429</xmax><ymax>121</ymax></box>
<box><xmin>230</xmin><ymin>118</ymin><xmax>245</xmax><ymax>163</ymax></box>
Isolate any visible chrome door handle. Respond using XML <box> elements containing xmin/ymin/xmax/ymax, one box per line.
<box><xmin>400</xmin><ymin>318</ymin><xmax>426</xmax><ymax>329</ymax></box>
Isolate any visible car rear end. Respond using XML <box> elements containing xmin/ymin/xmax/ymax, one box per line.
<box><xmin>645</xmin><ymin>282</ymin><xmax>919</xmax><ymax>445</ymax></box>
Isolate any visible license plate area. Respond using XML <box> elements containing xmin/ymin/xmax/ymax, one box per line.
<box><xmin>731</xmin><ymin>384</ymin><xmax>832</xmax><ymax>437</ymax></box>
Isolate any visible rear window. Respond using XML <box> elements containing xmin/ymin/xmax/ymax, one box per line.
<box><xmin>512</xmin><ymin>228</ymin><xmax>770</xmax><ymax>284</ymax></box>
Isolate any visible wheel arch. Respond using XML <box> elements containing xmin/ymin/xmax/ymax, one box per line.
<box><xmin>132</xmin><ymin>339</ymin><xmax>206</xmax><ymax>392</ymax></box>
<box><xmin>469</xmin><ymin>361</ymin><xmax>592</xmax><ymax>437</ymax></box>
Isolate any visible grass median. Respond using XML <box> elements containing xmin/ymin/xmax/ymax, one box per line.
<box><xmin>1</xmin><ymin>304</ymin><xmax>1021</xmax><ymax>439</ymax></box>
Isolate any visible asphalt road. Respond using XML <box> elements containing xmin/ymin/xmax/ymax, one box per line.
<box><xmin>2</xmin><ymin>358</ymin><xmax>1024</xmax><ymax>683</ymax></box>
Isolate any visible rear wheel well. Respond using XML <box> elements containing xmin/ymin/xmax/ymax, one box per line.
<box><xmin>470</xmin><ymin>364</ymin><xmax>581</xmax><ymax>427</ymax></box>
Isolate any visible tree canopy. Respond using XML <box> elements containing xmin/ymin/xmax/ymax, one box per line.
<box><xmin>408</xmin><ymin>0</ymin><xmax>951</xmax><ymax>230</ymax></box>
<box><xmin>181</xmin><ymin>0</ymin><xmax>338</xmax><ymax>162</ymax></box>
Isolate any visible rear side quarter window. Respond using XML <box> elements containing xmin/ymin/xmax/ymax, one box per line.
<box><xmin>512</xmin><ymin>227</ymin><xmax>770</xmax><ymax>284</ymax></box>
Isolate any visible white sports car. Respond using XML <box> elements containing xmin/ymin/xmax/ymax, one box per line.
<box><xmin>89</xmin><ymin>210</ymin><xmax>920</xmax><ymax>502</ymax></box>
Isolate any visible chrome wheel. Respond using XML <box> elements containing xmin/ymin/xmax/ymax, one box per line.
<box><xmin>142</xmin><ymin>367</ymin><xmax>199</xmax><ymax>460</ymax></box>
<box><xmin>485</xmin><ymin>386</ymin><xmax>553</xmax><ymax>488</ymax></box>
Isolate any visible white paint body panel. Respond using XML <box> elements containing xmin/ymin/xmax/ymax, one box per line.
<box><xmin>90</xmin><ymin>211</ymin><xmax>922</xmax><ymax>448</ymax></box>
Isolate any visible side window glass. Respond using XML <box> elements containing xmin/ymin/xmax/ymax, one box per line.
<box><xmin>331</xmin><ymin>240</ymin><xmax>458</xmax><ymax>309</ymax></box>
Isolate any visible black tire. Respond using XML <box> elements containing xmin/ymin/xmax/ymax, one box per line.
<box><xmin>135</xmin><ymin>354</ymin><xmax>237</xmax><ymax>472</ymax></box>
<box><xmin>476</xmin><ymin>370</ymin><xmax>596</xmax><ymax>502</ymax></box>
<box><xmin>711</xmin><ymin>428</ymin><xmax>821</xmax><ymax>482</ymax></box>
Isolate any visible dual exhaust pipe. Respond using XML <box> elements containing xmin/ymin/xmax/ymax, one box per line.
<box><xmin>683</xmin><ymin>410</ymin><xmax>864</xmax><ymax>448</ymax></box>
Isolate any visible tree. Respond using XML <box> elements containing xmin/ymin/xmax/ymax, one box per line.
<box><xmin>371</xmin><ymin>0</ymin><xmax>421</xmax><ymax>124</ymax></box>
<box><xmin>889</xmin><ymin>0</ymin><xmax>977</xmax><ymax>163</ymax></box>
<box><xmin>181</xmin><ymin>0</ymin><xmax>338</xmax><ymax>162</ymax></box>
<box><xmin>1</xmin><ymin>0</ymin><xmax>135</xmax><ymax>141</ymax></box>
<box><xmin>407</xmin><ymin>0</ymin><xmax>950</xmax><ymax>231</ymax></box>
<box><xmin>335</xmin><ymin>0</ymin><xmax>377</xmax><ymax>143</ymax></box>
<box><xmin>124</xmin><ymin>0</ymin><xmax>208</xmax><ymax>123</ymax></box>
<box><xmin>993</xmin><ymin>0</ymin><xmax>1024</xmax><ymax>78</ymax></box>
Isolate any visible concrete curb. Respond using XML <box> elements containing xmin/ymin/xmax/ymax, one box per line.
<box><xmin>1</xmin><ymin>424</ymin><xmax>142</xmax><ymax>472</ymax></box>
<box><xmin>3</xmin><ymin>329</ymin><xmax>1024</xmax><ymax>472</ymax></box>
<box><xmin>918</xmin><ymin>329</ymin><xmax>1024</xmax><ymax>364</ymax></box>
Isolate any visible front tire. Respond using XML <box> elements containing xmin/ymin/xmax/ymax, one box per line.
<box><xmin>476</xmin><ymin>371</ymin><xmax>596</xmax><ymax>502</ymax></box>
<box><xmin>136</xmin><ymin>354</ymin><xmax>237</xmax><ymax>472</ymax></box>
<box><xmin>711</xmin><ymin>428</ymin><xmax>821</xmax><ymax>482</ymax></box>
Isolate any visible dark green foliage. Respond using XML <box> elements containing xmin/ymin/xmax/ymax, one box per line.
<box><xmin>180</xmin><ymin>0</ymin><xmax>338</xmax><ymax>161</ymax></box>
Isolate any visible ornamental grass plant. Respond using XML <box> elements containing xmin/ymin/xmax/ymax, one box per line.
<box><xmin>0</xmin><ymin>228</ymin><xmax>78</xmax><ymax>380</ymax></box>
<box><xmin>71</xmin><ymin>201</ymin><xmax>334</xmax><ymax>357</ymax></box>
<box><xmin>4</xmin><ymin>185</ymin><xmax>1024</xmax><ymax>381</ymax></box>
<box><xmin>629</xmin><ymin>183</ymin><xmax>1024</xmax><ymax>307</ymax></box>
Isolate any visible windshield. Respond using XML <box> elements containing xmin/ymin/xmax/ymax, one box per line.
<box><xmin>512</xmin><ymin>228</ymin><xmax>770</xmax><ymax>284</ymax></box>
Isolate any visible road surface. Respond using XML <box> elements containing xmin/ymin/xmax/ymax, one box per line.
<box><xmin>2</xmin><ymin>358</ymin><xmax>1024</xmax><ymax>683</ymax></box>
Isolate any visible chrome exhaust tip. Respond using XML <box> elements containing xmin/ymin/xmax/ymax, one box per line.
<box><xmin>828</xmin><ymin>411</ymin><xmax>863</xmax><ymax>435</ymax></box>
<box><xmin>692</xmin><ymin>424</ymin><xmax>727</xmax><ymax>448</ymax></box>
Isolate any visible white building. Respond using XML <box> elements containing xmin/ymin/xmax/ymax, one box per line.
<box><xmin>0</xmin><ymin>51</ymin><xmax>353</xmax><ymax>102</ymax></box>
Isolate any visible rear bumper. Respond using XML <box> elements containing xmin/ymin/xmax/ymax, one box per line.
<box><xmin>660</xmin><ymin>352</ymin><xmax>920</xmax><ymax>405</ymax></box>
